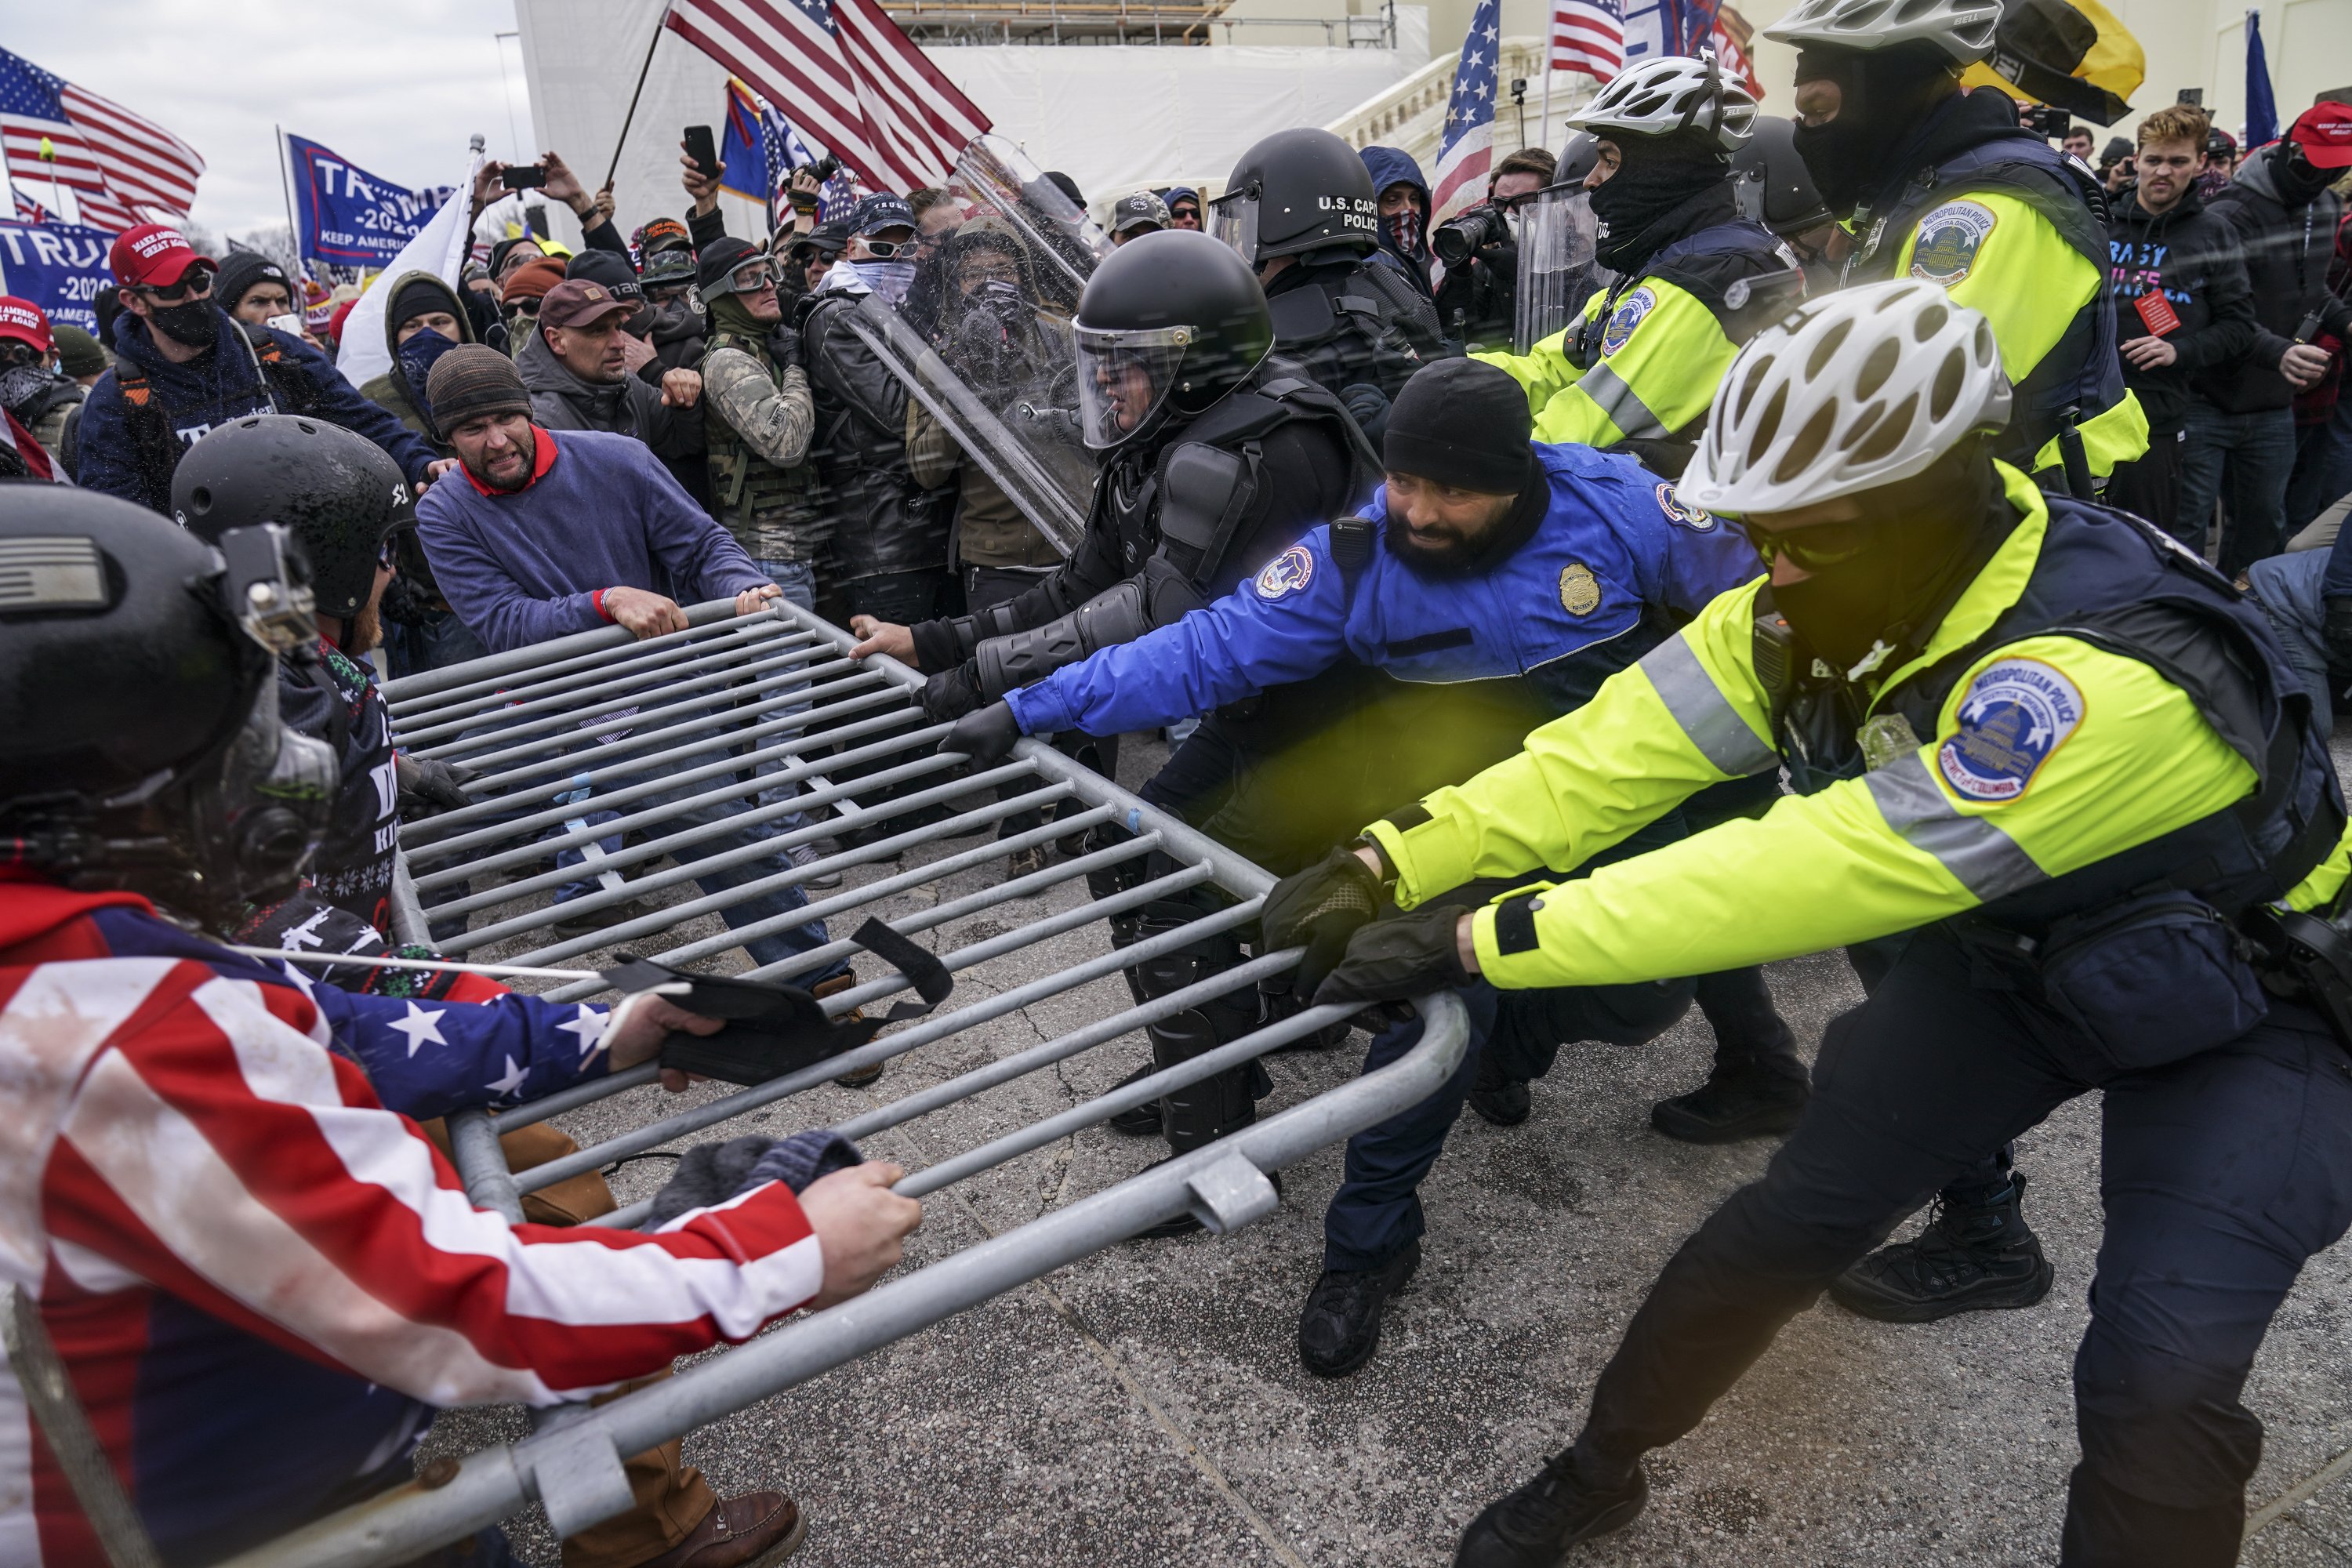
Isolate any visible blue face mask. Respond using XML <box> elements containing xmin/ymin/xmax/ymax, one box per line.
<box><xmin>397</xmin><ymin>328</ymin><xmax>459</xmax><ymax>419</ymax></box>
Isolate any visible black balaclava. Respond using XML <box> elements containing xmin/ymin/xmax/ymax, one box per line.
<box><xmin>1790</xmin><ymin>43</ymin><xmax>1962</xmax><ymax>218</ymax></box>
<box><xmin>2274</xmin><ymin>140</ymin><xmax>2339</xmax><ymax>206</ymax></box>
<box><xmin>1590</xmin><ymin>132</ymin><xmax>1734</xmax><ymax>273</ymax></box>
<box><xmin>1769</xmin><ymin>441</ymin><xmax>2011</xmax><ymax>673</ymax></box>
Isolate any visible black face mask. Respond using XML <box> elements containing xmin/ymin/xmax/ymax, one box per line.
<box><xmin>1767</xmin><ymin>455</ymin><xmax>2007</xmax><ymax>673</ymax></box>
<box><xmin>2275</xmin><ymin>143</ymin><xmax>2338</xmax><ymax>205</ymax></box>
<box><xmin>1589</xmin><ymin>136</ymin><xmax>1731</xmax><ymax>272</ymax></box>
<box><xmin>1789</xmin><ymin>45</ymin><xmax>1958</xmax><ymax>219</ymax></box>
<box><xmin>147</xmin><ymin>297</ymin><xmax>218</xmax><ymax>349</ymax></box>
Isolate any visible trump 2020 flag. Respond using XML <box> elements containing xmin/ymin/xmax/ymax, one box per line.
<box><xmin>0</xmin><ymin>217</ymin><xmax>111</xmax><ymax>333</ymax></box>
<box><xmin>286</xmin><ymin>132</ymin><xmax>449</xmax><ymax>269</ymax></box>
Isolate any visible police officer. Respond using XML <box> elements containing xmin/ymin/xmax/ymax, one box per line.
<box><xmin>168</xmin><ymin>416</ymin><xmax>468</xmax><ymax>945</ymax></box>
<box><xmin>1210</xmin><ymin>127</ymin><xmax>1446</xmax><ymax>434</ymax></box>
<box><xmin>938</xmin><ymin>359</ymin><xmax>1782</xmax><ymax>1368</ymax></box>
<box><xmin>1730</xmin><ymin>114</ymin><xmax>1843</xmax><ymax>288</ymax></box>
<box><xmin>1479</xmin><ymin>56</ymin><xmax>1796</xmax><ymax>470</ymax></box>
<box><xmin>1765</xmin><ymin>0</ymin><xmax>2147</xmax><ymax>488</ymax></box>
<box><xmin>848</xmin><ymin>230</ymin><xmax>1379</xmax><ymax>1207</ymax></box>
<box><xmin>1261</xmin><ymin>282</ymin><xmax>2352</xmax><ymax>1566</ymax></box>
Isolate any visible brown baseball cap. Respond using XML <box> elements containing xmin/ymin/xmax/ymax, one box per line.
<box><xmin>538</xmin><ymin>278</ymin><xmax>634</xmax><ymax>331</ymax></box>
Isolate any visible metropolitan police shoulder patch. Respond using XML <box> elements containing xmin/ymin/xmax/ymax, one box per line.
<box><xmin>1559</xmin><ymin>562</ymin><xmax>1602</xmax><ymax>615</ymax></box>
<box><xmin>1254</xmin><ymin>544</ymin><xmax>1315</xmax><ymax>600</ymax></box>
<box><xmin>1909</xmin><ymin>201</ymin><xmax>1997</xmax><ymax>286</ymax></box>
<box><xmin>1600</xmin><ymin>287</ymin><xmax>1657</xmax><ymax>357</ymax></box>
<box><xmin>1936</xmin><ymin>658</ymin><xmax>2083</xmax><ymax>804</ymax></box>
<box><xmin>1657</xmin><ymin>482</ymin><xmax>1714</xmax><ymax>531</ymax></box>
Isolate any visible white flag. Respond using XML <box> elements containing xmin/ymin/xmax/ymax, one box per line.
<box><xmin>336</xmin><ymin>146</ymin><xmax>482</xmax><ymax>389</ymax></box>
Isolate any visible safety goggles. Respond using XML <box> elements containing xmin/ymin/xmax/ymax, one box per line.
<box><xmin>1732</xmin><ymin>517</ymin><xmax>1879</xmax><ymax>572</ymax></box>
<box><xmin>728</xmin><ymin>260</ymin><xmax>779</xmax><ymax>292</ymax></box>
<box><xmin>138</xmin><ymin>268</ymin><xmax>215</xmax><ymax>304</ymax></box>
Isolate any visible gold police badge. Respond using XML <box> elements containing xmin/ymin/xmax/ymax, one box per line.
<box><xmin>1559</xmin><ymin>562</ymin><xmax>1601</xmax><ymax>615</ymax></box>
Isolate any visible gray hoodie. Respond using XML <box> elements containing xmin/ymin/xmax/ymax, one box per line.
<box><xmin>514</xmin><ymin>323</ymin><xmax>704</xmax><ymax>463</ymax></box>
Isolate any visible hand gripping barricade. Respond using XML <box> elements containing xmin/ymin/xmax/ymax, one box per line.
<box><xmin>183</xmin><ymin>596</ymin><xmax>1467</xmax><ymax>1568</ymax></box>
<box><xmin>840</xmin><ymin>135</ymin><xmax>1112</xmax><ymax>557</ymax></box>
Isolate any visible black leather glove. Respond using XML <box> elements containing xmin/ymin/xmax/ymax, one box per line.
<box><xmin>920</xmin><ymin>662</ymin><xmax>985</xmax><ymax>721</ymax></box>
<box><xmin>2325</xmin><ymin>596</ymin><xmax>2352</xmax><ymax>670</ymax></box>
<box><xmin>397</xmin><ymin>756</ymin><xmax>474</xmax><ymax>818</ymax></box>
<box><xmin>939</xmin><ymin>699</ymin><xmax>1022</xmax><ymax>763</ymax></box>
<box><xmin>1261</xmin><ymin>845</ymin><xmax>1383</xmax><ymax>997</ymax></box>
<box><xmin>1312</xmin><ymin>904</ymin><xmax>1474</xmax><ymax>1007</ymax></box>
<box><xmin>765</xmin><ymin>322</ymin><xmax>802</xmax><ymax>365</ymax></box>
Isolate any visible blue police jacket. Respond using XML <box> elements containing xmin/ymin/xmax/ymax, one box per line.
<box><xmin>1006</xmin><ymin>441</ymin><xmax>1764</xmax><ymax>741</ymax></box>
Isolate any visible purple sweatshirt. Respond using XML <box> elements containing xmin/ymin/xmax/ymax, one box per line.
<box><xmin>416</xmin><ymin>426</ymin><xmax>770</xmax><ymax>653</ymax></box>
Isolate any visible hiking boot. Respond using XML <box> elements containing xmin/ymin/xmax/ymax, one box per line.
<box><xmin>1133</xmin><ymin>1159</ymin><xmax>1282</xmax><ymax>1240</ymax></box>
<box><xmin>788</xmin><ymin>841</ymin><xmax>842</xmax><ymax>891</ymax></box>
<box><xmin>631</xmin><ymin>1488</ymin><xmax>807</xmax><ymax>1568</ymax></box>
<box><xmin>550</xmin><ymin>896</ymin><xmax>655</xmax><ymax>941</ymax></box>
<box><xmin>1104</xmin><ymin>1062</ymin><xmax>1162</xmax><ymax>1136</ymax></box>
<box><xmin>1829</xmin><ymin>1174</ymin><xmax>2054</xmax><ymax>1323</ymax></box>
<box><xmin>1467</xmin><ymin>1048</ymin><xmax>1531</xmax><ymax>1127</ymax></box>
<box><xmin>1003</xmin><ymin>843</ymin><xmax>1048</xmax><ymax>884</ymax></box>
<box><xmin>1454</xmin><ymin>1451</ymin><xmax>1649</xmax><ymax>1566</ymax></box>
<box><xmin>1649</xmin><ymin>1054</ymin><xmax>1809</xmax><ymax>1145</ymax></box>
<box><xmin>1297</xmin><ymin>1240</ymin><xmax>1420</xmax><ymax>1377</ymax></box>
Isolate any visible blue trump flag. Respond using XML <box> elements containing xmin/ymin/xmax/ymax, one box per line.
<box><xmin>0</xmin><ymin>219</ymin><xmax>111</xmax><ymax>332</ymax></box>
<box><xmin>285</xmin><ymin>132</ymin><xmax>447</xmax><ymax>267</ymax></box>
<box><xmin>2245</xmin><ymin>9</ymin><xmax>2278</xmax><ymax>150</ymax></box>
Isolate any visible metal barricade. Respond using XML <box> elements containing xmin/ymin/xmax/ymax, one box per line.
<box><xmin>216</xmin><ymin>597</ymin><xmax>1468</xmax><ymax>1567</ymax></box>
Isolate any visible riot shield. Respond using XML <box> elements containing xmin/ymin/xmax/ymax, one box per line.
<box><xmin>1512</xmin><ymin>180</ymin><xmax>1601</xmax><ymax>357</ymax></box>
<box><xmin>851</xmin><ymin>136</ymin><xmax>1109</xmax><ymax>557</ymax></box>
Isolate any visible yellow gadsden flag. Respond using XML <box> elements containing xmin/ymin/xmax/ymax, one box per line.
<box><xmin>1962</xmin><ymin>0</ymin><xmax>2146</xmax><ymax>125</ymax></box>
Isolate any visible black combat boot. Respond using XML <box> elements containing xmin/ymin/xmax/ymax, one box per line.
<box><xmin>1467</xmin><ymin>1046</ymin><xmax>1532</xmax><ymax>1127</ymax></box>
<box><xmin>1650</xmin><ymin>966</ymin><xmax>1809</xmax><ymax>1143</ymax></box>
<box><xmin>1296</xmin><ymin>1240</ymin><xmax>1419</xmax><ymax>1377</ymax></box>
<box><xmin>1828</xmin><ymin>1174</ymin><xmax>2054</xmax><ymax>1323</ymax></box>
<box><xmin>1454</xmin><ymin>1448</ymin><xmax>1650</xmax><ymax>1566</ymax></box>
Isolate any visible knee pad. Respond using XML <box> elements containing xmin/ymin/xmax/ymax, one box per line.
<box><xmin>1149</xmin><ymin>1006</ymin><xmax>1268</xmax><ymax>1153</ymax></box>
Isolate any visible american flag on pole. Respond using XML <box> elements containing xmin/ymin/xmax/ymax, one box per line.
<box><xmin>1429</xmin><ymin>0</ymin><xmax>1502</xmax><ymax>227</ymax></box>
<box><xmin>1550</xmin><ymin>0</ymin><xmax>1626</xmax><ymax>84</ymax></box>
<box><xmin>664</xmin><ymin>0</ymin><xmax>989</xmax><ymax>194</ymax></box>
<box><xmin>0</xmin><ymin>46</ymin><xmax>202</xmax><ymax>226</ymax></box>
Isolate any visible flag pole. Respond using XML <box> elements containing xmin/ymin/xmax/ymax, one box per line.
<box><xmin>1538</xmin><ymin>66</ymin><xmax>1555</xmax><ymax>154</ymax></box>
<box><xmin>275</xmin><ymin>125</ymin><xmax>303</xmax><ymax>271</ymax></box>
<box><xmin>605</xmin><ymin>6</ymin><xmax>671</xmax><ymax>190</ymax></box>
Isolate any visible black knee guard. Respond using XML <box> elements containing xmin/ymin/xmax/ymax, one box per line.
<box><xmin>1133</xmin><ymin>898</ymin><xmax>1268</xmax><ymax>1153</ymax></box>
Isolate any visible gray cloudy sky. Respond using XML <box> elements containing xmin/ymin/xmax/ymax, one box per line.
<box><xmin>9</xmin><ymin>1</ymin><xmax>537</xmax><ymax>236</ymax></box>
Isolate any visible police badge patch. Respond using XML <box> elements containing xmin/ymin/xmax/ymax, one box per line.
<box><xmin>1657</xmin><ymin>482</ymin><xmax>1715</xmax><ymax>530</ymax></box>
<box><xmin>1936</xmin><ymin>658</ymin><xmax>2083</xmax><ymax>803</ymax></box>
<box><xmin>1559</xmin><ymin>562</ymin><xmax>1602</xmax><ymax>615</ymax></box>
<box><xmin>1600</xmin><ymin>287</ymin><xmax>1657</xmax><ymax>357</ymax></box>
<box><xmin>1254</xmin><ymin>544</ymin><xmax>1315</xmax><ymax>600</ymax></box>
<box><xmin>1908</xmin><ymin>201</ymin><xmax>1996</xmax><ymax>286</ymax></box>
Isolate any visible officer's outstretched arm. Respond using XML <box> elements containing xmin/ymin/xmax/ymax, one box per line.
<box><xmin>1472</xmin><ymin>325</ymin><xmax>1582</xmax><ymax>419</ymax></box>
<box><xmin>1467</xmin><ymin>633</ymin><xmax>2259</xmax><ymax>991</ymax></box>
<box><xmin>1529</xmin><ymin>280</ymin><xmax>1741</xmax><ymax>448</ymax></box>
<box><xmin>1004</xmin><ymin>532</ymin><xmax>1353</xmax><ymax>739</ymax></box>
<box><xmin>1367</xmin><ymin>583</ymin><xmax>1780</xmax><ymax>905</ymax></box>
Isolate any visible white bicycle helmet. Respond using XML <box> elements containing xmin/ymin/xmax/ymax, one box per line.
<box><xmin>1676</xmin><ymin>279</ymin><xmax>2011</xmax><ymax>516</ymax></box>
<box><xmin>1567</xmin><ymin>54</ymin><xmax>1759</xmax><ymax>151</ymax></box>
<box><xmin>1763</xmin><ymin>0</ymin><xmax>2001</xmax><ymax>67</ymax></box>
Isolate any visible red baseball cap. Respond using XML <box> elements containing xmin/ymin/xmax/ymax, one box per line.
<box><xmin>0</xmin><ymin>296</ymin><xmax>53</xmax><ymax>354</ymax></box>
<box><xmin>2288</xmin><ymin>101</ymin><xmax>2352</xmax><ymax>169</ymax></box>
<box><xmin>109</xmin><ymin>223</ymin><xmax>218</xmax><ymax>289</ymax></box>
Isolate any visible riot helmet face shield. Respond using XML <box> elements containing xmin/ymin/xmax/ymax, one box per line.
<box><xmin>1074</xmin><ymin>324</ymin><xmax>1192</xmax><ymax>448</ymax></box>
<box><xmin>1209</xmin><ymin>186</ymin><xmax>1261</xmax><ymax>267</ymax></box>
<box><xmin>1512</xmin><ymin>182</ymin><xmax>1602</xmax><ymax>354</ymax></box>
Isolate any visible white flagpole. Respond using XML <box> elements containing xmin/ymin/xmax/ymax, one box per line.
<box><xmin>1539</xmin><ymin>67</ymin><xmax>1555</xmax><ymax>154</ymax></box>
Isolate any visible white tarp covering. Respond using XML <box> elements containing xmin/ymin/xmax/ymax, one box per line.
<box><xmin>515</xmin><ymin>0</ymin><xmax>1417</xmax><ymax>249</ymax></box>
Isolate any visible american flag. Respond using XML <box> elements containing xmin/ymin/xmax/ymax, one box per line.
<box><xmin>0</xmin><ymin>47</ymin><xmax>202</xmax><ymax>228</ymax></box>
<box><xmin>665</xmin><ymin>0</ymin><xmax>990</xmax><ymax>194</ymax></box>
<box><xmin>1551</xmin><ymin>0</ymin><xmax>1626</xmax><ymax>84</ymax></box>
<box><xmin>1429</xmin><ymin>0</ymin><xmax>1502</xmax><ymax>226</ymax></box>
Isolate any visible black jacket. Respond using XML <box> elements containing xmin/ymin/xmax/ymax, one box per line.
<box><xmin>2201</xmin><ymin>146</ymin><xmax>2352</xmax><ymax>413</ymax></box>
<box><xmin>797</xmin><ymin>282</ymin><xmax>953</xmax><ymax>583</ymax></box>
<box><xmin>1262</xmin><ymin>249</ymin><xmax>1444</xmax><ymax>411</ymax></box>
<box><xmin>2105</xmin><ymin>183</ymin><xmax>2259</xmax><ymax>434</ymax></box>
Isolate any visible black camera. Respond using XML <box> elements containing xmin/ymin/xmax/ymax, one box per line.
<box><xmin>807</xmin><ymin>154</ymin><xmax>841</xmax><ymax>183</ymax></box>
<box><xmin>2021</xmin><ymin>104</ymin><xmax>2072</xmax><ymax>141</ymax></box>
<box><xmin>1433</xmin><ymin>202</ymin><xmax>1510</xmax><ymax>267</ymax></box>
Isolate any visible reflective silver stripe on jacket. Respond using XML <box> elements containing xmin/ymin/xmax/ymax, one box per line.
<box><xmin>1575</xmin><ymin>362</ymin><xmax>1669</xmax><ymax>441</ymax></box>
<box><xmin>1864</xmin><ymin>753</ymin><xmax>2048</xmax><ymax>902</ymax></box>
<box><xmin>1641</xmin><ymin>634</ymin><xmax>1780</xmax><ymax>777</ymax></box>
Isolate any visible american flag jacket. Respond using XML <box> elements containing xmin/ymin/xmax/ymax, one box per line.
<box><xmin>0</xmin><ymin>877</ymin><xmax>825</xmax><ymax>1566</ymax></box>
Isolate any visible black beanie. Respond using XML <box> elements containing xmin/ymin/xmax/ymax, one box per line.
<box><xmin>696</xmin><ymin>236</ymin><xmax>763</xmax><ymax>296</ymax></box>
<box><xmin>1383</xmin><ymin>359</ymin><xmax>1534</xmax><ymax>494</ymax></box>
<box><xmin>214</xmin><ymin>251</ymin><xmax>290</xmax><ymax>315</ymax></box>
<box><xmin>388</xmin><ymin>276</ymin><xmax>455</xmax><ymax>332</ymax></box>
<box><xmin>567</xmin><ymin>249</ymin><xmax>643</xmax><ymax>301</ymax></box>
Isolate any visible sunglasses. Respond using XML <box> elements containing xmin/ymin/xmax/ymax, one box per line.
<box><xmin>858</xmin><ymin>237</ymin><xmax>911</xmax><ymax>260</ymax></box>
<box><xmin>1733</xmin><ymin>517</ymin><xmax>1879</xmax><ymax>572</ymax></box>
<box><xmin>139</xmin><ymin>269</ymin><xmax>214</xmax><ymax>304</ymax></box>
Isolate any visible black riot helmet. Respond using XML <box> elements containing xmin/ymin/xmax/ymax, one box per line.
<box><xmin>0</xmin><ymin>487</ymin><xmax>336</xmax><ymax>916</ymax></box>
<box><xmin>170</xmin><ymin>415</ymin><xmax>416</xmax><ymax>622</ymax></box>
<box><xmin>1212</xmin><ymin>128</ymin><xmax>1381</xmax><ymax>267</ymax></box>
<box><xmin>1731</xmin><ymin>116</ymin><xmax>1834</xmax><ymax>238</ymax></box>
<box><xmin>1071</xmin><ymin>229</ymin><xmax>1273</xmax><ymax>451</ymax></box>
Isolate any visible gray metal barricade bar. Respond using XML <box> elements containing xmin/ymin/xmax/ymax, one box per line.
<box><xmin>226</xmin><ymin>598</ymin><xmax>1471</xmax><ymax>1568</ymax></box>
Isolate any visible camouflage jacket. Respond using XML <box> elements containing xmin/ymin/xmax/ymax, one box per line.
<box><xmin>700</xmin><ymin>330</ymin><xmax>827</xmax><ymax>563</ymax></box>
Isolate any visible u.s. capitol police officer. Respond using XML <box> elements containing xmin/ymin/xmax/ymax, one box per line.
<box><xmin>1262</xmin><ymin>282</ymin><xmax>2352</xmax><ymax>1566</ymax></box>
<box><xmin>939</xmin><ymin>358</ymin><xmax>1781</xmax><ymax>1374</ymax></box>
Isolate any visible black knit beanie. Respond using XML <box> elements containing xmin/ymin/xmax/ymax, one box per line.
<box><xmin>213</xmin><ymin>251</ymin><xmax>290</xmax><ymax>315</ymax></box>
<box><xmin>1383</xmin><ymin>359</ymin><xmax>1534</xmax><ymax>494</ymax></box>
<box><xmin>388</xmin><ymin>277</ymin><xmax>456</xmax><ymax>332</ymax></box>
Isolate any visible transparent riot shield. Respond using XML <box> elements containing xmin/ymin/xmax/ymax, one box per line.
<box><xmin>848</xmin><ymin>136</ymin><xmax>1111</xmax><ymax>557</ymax></box>
<box><xmin>1512</xmin><ymin>180</ymin><xmax>1601</xmax><ymax>357</ymax></box>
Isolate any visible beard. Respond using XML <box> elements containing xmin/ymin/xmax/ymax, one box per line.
<box><xmin>347</xmin><ymin>601</ymin><xmax>384</xmax><ymax>656</ymax></box>
<box><xmin>1381</xmin><ymin>478</ymin><xmax>1545</xmax><ymax>579</ymax></box>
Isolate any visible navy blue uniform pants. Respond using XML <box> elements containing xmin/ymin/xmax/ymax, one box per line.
<box><xmin>1323</xmin><ymin>975</ymin><xmax>1697</xmax><ymax>1272</ymax></box>
<box><xmin>1572</xmin><ymin>926</ymin><xmax>2352</xmax><ymax>1566</ymax></box>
